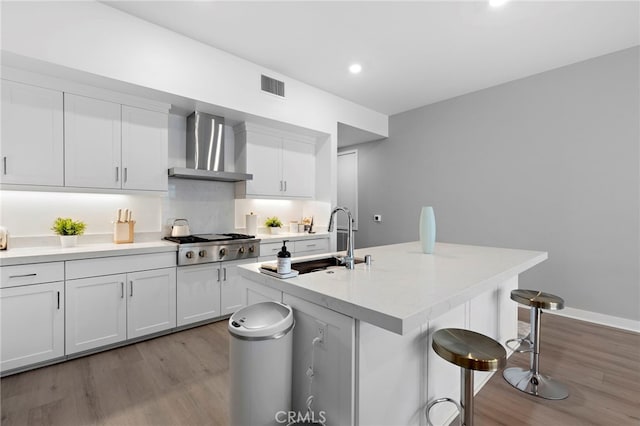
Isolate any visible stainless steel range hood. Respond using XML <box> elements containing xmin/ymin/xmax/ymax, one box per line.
<box><xmin>168</xmin><ymin>111</ymin><xmax>252</xmax><ymax>182</ymax></box>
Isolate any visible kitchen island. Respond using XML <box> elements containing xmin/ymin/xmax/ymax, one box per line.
<box><xmin>238</xmin><ymin>241</ymin><xmax>547</xmax><ymax>426</ymax></box>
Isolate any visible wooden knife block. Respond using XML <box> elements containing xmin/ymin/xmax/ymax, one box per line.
<box><xmin>113</xmin><ymin>221</ymin><xmax>135</xmax><ymax>244</ymax></box>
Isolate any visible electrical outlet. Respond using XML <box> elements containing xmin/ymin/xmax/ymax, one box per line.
<box><xmin>316</xmin><ymin>320</ymin><xmax>328</xmax><ymax>347</ymax></box>
<box><xmin>373</xmin><ymin>214</ymin><xmax>382</xmax><ymax>222</ymax></box>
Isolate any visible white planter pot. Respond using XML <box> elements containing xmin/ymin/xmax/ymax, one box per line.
<box><xmin>59</xmin><ymin>235</ymin><xmax>78</xmax><ymax>248</ymax></box>
<box><xmin>269</xmin><ymin>227</ymin><xmax>281</xmax><ymax>235</ymax></box>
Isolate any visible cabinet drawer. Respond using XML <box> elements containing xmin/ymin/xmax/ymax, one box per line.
<box><xmin>294</xmin><ymin>238</ymin><xmax>329</xmax><ymax>254</ymax></box>
<box><xmin>1</xmin><ymin>262</ymin><xmax>65</xmax><ymax>288</ymax></box>
<box><xmin>66</xmin><ymin>252</ymin><xmax>176</xmax><ymax>280</ymax></box>
<box><xmin>260</xmin><ymin>242</ymin><xmax>282</xmax><ymax>258</ymax></box>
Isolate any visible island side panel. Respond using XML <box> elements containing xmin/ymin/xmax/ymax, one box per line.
<box><xmin>283</xmin><ymin>294</ymin><xmax>356</xmax><ymax>426</ymax></box>
<box><xmin>357</xmin><ymin>276</ymin><xmax>519</xmax><ymax>426</ymax></box>
<box><xmin>356</xmin><ymin>319</ymin><xmax>428</xmax><ymax>426</ymax></box>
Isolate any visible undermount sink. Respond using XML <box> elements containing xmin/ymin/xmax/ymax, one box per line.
<box><xmin>291</xmin><ymin>256</ymin><xmax>365</xmax><ymax>275</ymax></box>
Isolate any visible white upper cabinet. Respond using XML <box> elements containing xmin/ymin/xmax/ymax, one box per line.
<box><xmin>65</xmin><ymin>93</ymin><xmax>122</xmax><ymax>189</ymax></box>
<box><xmin>121</xmin><ymin>105</ymin><xmax>168</xmax><ymax>191</ymax></box>
<box><xmin>0</xmin><ymin>80</ymin><xmax>64</xmax><ymax>186</ymax></box>
<box><xmin>65</xmin><ymin>94</ymin><xmax>168</xmax><ymax>191</ymax></box>
<box><xmin>281</xmin><ymin>137</ymin><xmax>315</xmax><ymax>198</ymax></box>
<box><xmin>243</xmin><ymin>130</ymin><xmax>282</xmax><ymax>196</ymax></box>
<box><xmin>234</xmin><ymin>122</ymin><xmax>316</xmax><ymax>199</ymax></box>
<box><xmin>1</xmin><ymin>77</ymin><xmax>168</xmax><ymax>192</ymax></box>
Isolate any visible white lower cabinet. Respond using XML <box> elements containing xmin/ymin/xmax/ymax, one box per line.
<box><xmin>66</xmin><ymin>268</ymin><xmax>176</xmax><ymax>354</ymax></box>
<box><xmin>177</xmin><ymin>264</ymin><xmax>221</xmax><ymax>326</ymax></box>
<box><xmin>65</xmin><ymin>253</ymin><xmax>176</xmax><ymax>356</ymax></box>
<box><xmin>177</xmin><ymin>259</ymin><xmax>256</xmax><ymax>327</ymax></box>
<box><xmin>127</xmin><ymin>268</ymin><xmax>177</xmax><ymax>339</ymax></box>
<box><xmin>66</xmin><ymin>274</ymin><xmax>127</xmax><ymax>354</ymax></box>
<box><xmin>221</xmin><ymin>259</ymin><xmax>254</xmax><ymax>315</ymax></box>
<box><xmin>0</xmin><ymin>281</ymin><xmax>65</xmax><ymax>372</ymax></box>
<box><xmin>259</xmin><ymin>237</ymin><xmax>330</xmax><ymax>263</ymax></box>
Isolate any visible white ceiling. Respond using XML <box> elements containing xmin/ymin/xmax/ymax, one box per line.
<box><xmin>103</xmin><ymin>1</ymin><xmax>639</xmax><ymax>116</ymax></box>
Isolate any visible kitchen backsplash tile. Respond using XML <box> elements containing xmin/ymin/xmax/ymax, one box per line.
<box><xmin>163</xmin><ymin>178</ymin><xmax>235</xmax><ymax>235</ymax></box>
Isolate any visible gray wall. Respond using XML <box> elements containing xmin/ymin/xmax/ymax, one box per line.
<box><xmin>346</xmin><ymin>47</ymin><xmax>639</xmax><ymax>321</ymax></box>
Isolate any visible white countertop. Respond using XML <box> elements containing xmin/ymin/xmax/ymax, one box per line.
<box><xmin>0</xmin><ymin>241</ymin><xmax>178</xmax><ymax>266</ymax></box>
<box><xmin>239</xmin><ymin>241</ymin><xmax>547</xmax><ymax>335</ymax></box>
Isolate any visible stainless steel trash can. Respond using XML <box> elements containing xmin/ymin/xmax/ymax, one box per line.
<box><xmin>228</xmin><ymin>301</ymin><xmax>295</xmax><ymax>426</ymax></box>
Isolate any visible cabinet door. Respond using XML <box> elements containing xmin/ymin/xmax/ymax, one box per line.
<box><xmin>282</xmin><ymin>137</ymin><xmax>315</xmax><ymax>198</ymax></box>
<box><xmin>176</xmin><ymin>264</ymin><xmax>220</xmax><ymax>327</ymax></box>
<box><xmin>245</xmin><ymin>132</ymin><xmax>282</xmax><ymax>196</ymax></box>
<box><xmin>0</xmin><ymin>80</ymin><xmax>63</xmax><ymax>186</ymax></box>
<box><xmin>127</xmin><ymin>268</ymin><xmax>176</xmax><ymax>339</ymax></box>
<box><xmin>121</xmin><ymin>106</ymin><xmax>168</xmax><ymax>191</ymax></box>
<box><xmin>221</xmin><ymin>259</ymin><xmax>256</xmax><ymax>315</ymax></box>
<box><xmin>64</xmin><ymin>93</ymin><xmax>122</xmax><ymax>189</ymax></box>
<box><xmin>65</xmin><ymin>274</ymin><xmax>127</xmax><ymax>355</ymax></box>
<box><xmin>0</xmin><ymin>281</ymin><xmax>64</xmax><ymax>372</ymax></box>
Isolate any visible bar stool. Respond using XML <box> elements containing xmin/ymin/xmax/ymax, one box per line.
<box><xmin>503</xmin><ymin>289</ymin><xmax>569</xmax><ymax>400</ymax></box>
<box><xmin>426</xmin><ymin>328</ymin><xmax>506</xmax><ymax>426</ymax></box>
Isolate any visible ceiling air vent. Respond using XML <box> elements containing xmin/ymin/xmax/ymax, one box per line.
<box><xmin>261</xmin><ymin>74</ymin><xmax>285</xmax><ymax>98</ymax></box>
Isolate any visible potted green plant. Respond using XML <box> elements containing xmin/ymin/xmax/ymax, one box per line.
<box><xmin>264</xmin><ymin>216</ymin><xmax>283</xmax><ymax>234</ymax></box>
<box><xmin>51</xmin><ymin>217</ymin><xmax>86</xmax><ymax>247</ymax></box>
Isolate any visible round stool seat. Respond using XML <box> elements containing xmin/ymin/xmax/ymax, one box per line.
<box><xmin>432</xmin><ymin>328</ymin><xmax>506</xmax><ymax>372</ymax></box>
<box><xmin>511</xmin><ymin>289</ymin><xmax>564</xmax><ymax>310</ymax></box>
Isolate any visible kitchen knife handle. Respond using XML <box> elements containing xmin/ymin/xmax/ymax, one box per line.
<box><xmin>121</xmin><ymin>282</ymin><xmax>124</xmax><ymax>298</ymax></box>
<box><xmin>115</xmin><ymin>166</ymin><xmax>119</xmax><ymax>182</ymax></box>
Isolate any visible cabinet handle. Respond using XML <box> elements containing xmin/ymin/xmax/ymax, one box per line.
<box><xmin>57</xmin><ymin>291</ymin><xmax>60</xmax><ymax>310</ymax></box>
<box><xmin>130</xmin><ymin>281</ymin><xmax>133</xmax><ymax>297</ymax></box>
<box><xmin>124</xmin><ymin>167</ymin><xmax>128</xmax><ymax>183</ymax></box>
<box><xmin>217</xmin><ymin>268</ymin><xmax>221</xmax><ymax>282</ymax></box>
<box><xmin>284</xmin><ymin>181</ymin><xmax>287</xmax><ymax>192</ymax></box>
<box><xmin>307</xmin><ymin>244</ymin><xmax>317</xmax><ymax>247</ymax></box>
<box><xmin>2</xmin><ymin>156</ymin><xmax>6</xmax><ymax>175</ymax></box>
<box><xmin>223</xmin><ymin>267</ymin><xmax>227</xmax><ymax>281</ymax></box>
<box><xmin>121</xmin><ymin>282</ymin><xmax>124</xmax><ymax>298</ymax></box>
<box><xmin>9</xmin><ymin>273</ymin><xmax>37</xmax><ymax>278</ymax></box>
<box><xmin>115</xmin><ymin>166</ymin><xmax>119</xmax><ymax>182</ymax></box>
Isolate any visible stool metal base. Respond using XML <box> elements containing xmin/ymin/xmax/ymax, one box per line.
<box><xmin>503</xmin><ymin>367</ymin><xmax>569</xmax><ymax>400</ymax></box>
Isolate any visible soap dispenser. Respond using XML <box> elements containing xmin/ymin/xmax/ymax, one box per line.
<box><xmin>277</xmin><ymin>240</ymin><xmax>291</xmax><ymax>274</ymax></box>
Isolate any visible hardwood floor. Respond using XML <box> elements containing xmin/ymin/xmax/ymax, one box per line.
<box><xmin>1</xmin><ymin>322</ymin><xmax>232</xmax><ymax>426</ymax></box>
<box><xmin>474</xmin><ymin>311</ymin><xmax>640</xmax><ymax>426</ymax></box>
<box><xmin>1</xmin><ymin>311</ymin><xmax>639</xmax><ymax>425</ymax></box>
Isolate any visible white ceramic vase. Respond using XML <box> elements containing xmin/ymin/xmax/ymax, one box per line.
<box><xmin>419</xmin><ymin>206</ymin><xmax>436</xmax><ymax>254</ymax></box>
<box><xmin>59</xmin><ymin>235</ymin><xmax>78</xmax><ymax>248</ymax></box>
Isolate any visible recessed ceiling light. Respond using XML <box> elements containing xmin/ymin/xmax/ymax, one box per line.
<box><xmin>489</xmin><ymin>0</ymin><xmax>510</xmax><ymax>7</ymax></box>
<box><xmin>349</xmin><ymin>63</ymin><xmax>362</xmax><ymax>74</ymax></box>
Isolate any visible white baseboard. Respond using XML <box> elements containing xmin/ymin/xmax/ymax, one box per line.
<box><xmin>548</xmin><ymin>306</ymin><xmax>640</xmax><ymax>333</ymax></box>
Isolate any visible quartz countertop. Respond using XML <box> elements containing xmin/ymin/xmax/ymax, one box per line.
<box><xmin>238</xmin><ymin>241</ymin><xmax>547</xmax><ymax>335</ymax></box>
<box><xmin>0</xmin><ymin>241</ymin><xmax>178</xmax><ymax>266</ymax></box>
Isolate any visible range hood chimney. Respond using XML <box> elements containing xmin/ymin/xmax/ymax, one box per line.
<box><xmin>168</xmin><ymin>111</ymin><xmax>253</xmax><ymax>182</ymax></box>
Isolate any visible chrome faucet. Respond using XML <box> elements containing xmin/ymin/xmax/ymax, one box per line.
<box><xmin>327</xmin><ymin>206</ymin><xmax>355</xmax><ymax>269</ymax></box>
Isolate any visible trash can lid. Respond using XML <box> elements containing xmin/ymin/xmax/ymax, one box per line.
<box><xmin>228</xmin><ymin>301</ymin><xmax>294</xmax><ymax>340</ymax></box>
